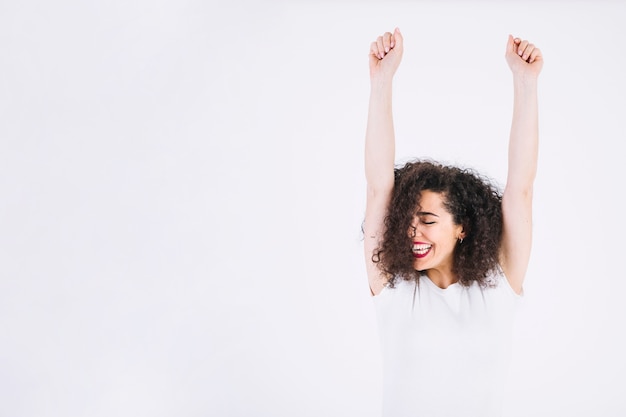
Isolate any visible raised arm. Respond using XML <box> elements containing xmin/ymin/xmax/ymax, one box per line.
<box><xmin>364</xmin><ymin>28</ymin><xmax>403</xmax><ymax>295</ymax></box>
<box><xmin>501</xmin><ymin>35</ymin><xmax>543</xmax><ymax>294</ymax></box>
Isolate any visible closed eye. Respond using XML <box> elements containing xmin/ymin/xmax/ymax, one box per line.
<box><xmin>415</xmin><ymin>211</ymin><xmax>439</xmax><ymax>225</ymax></box>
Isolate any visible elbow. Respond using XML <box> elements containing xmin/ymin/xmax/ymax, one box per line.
<box><xmin>367</xmin><ymin>181</ymin><xmax>393</xmax><ymax>199</ymax></box>
<box><xmin>366</xmin><ymin>171</ymin><xmax>394</xmax><ymax>195</ymax></box>
<box><xmin>504</xmin><ymin>182</ymin><xmax>534</xmax><ymax>200</ymax></box>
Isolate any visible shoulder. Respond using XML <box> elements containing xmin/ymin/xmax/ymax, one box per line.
<box><xmin>373</xmin><ymin>277</ymin><xmax>418</xmax><ymax>308</ymax></box>
<box><xmin>480</xmin><ymin>271</ymin><xmax>524</xmax><ymax>302</ymax></box>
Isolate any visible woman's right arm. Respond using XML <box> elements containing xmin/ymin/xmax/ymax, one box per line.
<box><xmin>364</xmin><ymin>28</ymin><xmax>403</xmax><ymax>295</ymax></box>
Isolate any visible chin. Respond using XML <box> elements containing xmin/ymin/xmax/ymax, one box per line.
<box><xmin>413</xmin><ymin>260</ymin><xmax>428</xmax><ymax>271</ymax></box>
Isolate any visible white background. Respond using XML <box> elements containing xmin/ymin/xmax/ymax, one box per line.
<box><xmin>1</xmin><ymin>1</ymin><xmax>625</xmax><ymax>416</ymax></box>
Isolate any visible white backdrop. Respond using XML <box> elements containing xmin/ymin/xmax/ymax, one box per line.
<box><xmin>2</xmin><ymin>1</ymin><xmax>625</xmax><ymax>416</ymax></box>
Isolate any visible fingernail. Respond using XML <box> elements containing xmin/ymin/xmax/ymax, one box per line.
<box><xmin>385</xmin><ymin>47</ymin><xmax>389</xmax><ymax>53</ymax></box>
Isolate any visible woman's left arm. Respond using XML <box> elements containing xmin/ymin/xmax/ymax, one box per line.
<box><xmin>501</xmin><ymin>35</ymin><xmax>543</xmax><ymax>294</ymax></box>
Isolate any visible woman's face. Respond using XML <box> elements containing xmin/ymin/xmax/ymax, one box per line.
<box><xmin>408</xmin><ymin>190</ymin><xmax>464</xmax><ymax>274</ymax></box>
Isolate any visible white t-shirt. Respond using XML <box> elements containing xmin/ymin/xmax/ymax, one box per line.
<box><xmin>373</xmin><ymin>274</ymin><xmax>521</xmax><ymax>417</ymax></box>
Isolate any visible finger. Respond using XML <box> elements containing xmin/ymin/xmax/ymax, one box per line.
<box><xmin>376</xmin><ymin>36</ymin><xmax>385</xmax><ymax>59</ymax></box>
<box><xmin>528</xmin><ymin>47</ymin><xmax>542</xmax><ymax>64</ymax></box>
<box><xmin>512</xmin><ymin>37</ymin><xmax>522</xmax><ymax>55</ymax></box>
<box><xmin>522</xmin><ymin>43</ymin><xmax>535</xmax><ymax>61</ymax></box>
<box><xmin>370</xmin><ymin>41</ymin><xmax>381</xmax><ymax>61</ymax></box>
<box><xmin>517</xmin><ymin>39</ymin><xmax>529</xmax><ymax>57</ymax></box>
<box><xmin>383</xmin><ymin>32</ymin><xmax>392</xmax><ymax>53</ymax></box>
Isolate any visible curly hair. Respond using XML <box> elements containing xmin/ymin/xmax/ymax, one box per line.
<box><xmin>373</xmin><ymin>159</ymin><xmax>503</xmax><ymax>288</ymax></box>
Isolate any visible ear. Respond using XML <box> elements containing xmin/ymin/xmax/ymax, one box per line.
<box><xmin>456</xmin><ymin>226</ymin><xmax>466</xmax><ymax>240</ymax></box>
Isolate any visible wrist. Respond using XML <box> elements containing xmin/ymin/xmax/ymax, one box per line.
<box><xmin>370</xmin><ymin>76</ymin><xmax>394</xmax><ymax>91</ymax></box>
<box><xmin>512</xmin><ymin>74</ymin><xmax>539</xmax><ymax>89</ymax></box>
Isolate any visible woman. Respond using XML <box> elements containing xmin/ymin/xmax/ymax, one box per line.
<box><xmin>363</xmin><ymin>28</ymin><xmax>542</xmax><ymax>416</ymax></box>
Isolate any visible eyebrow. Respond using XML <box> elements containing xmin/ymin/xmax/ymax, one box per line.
<box><xmin>416</xmin><ymin>211</ymin><xmax>439</xmax><ymax>217</ymax></box>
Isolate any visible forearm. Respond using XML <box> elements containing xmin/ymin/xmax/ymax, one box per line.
<box><xmin>365</xmin><ymin>79</ymin><xmax>396</xmax><ymax>192</ymax></box>
<box><xmin>507</xmin><ymin>76</ymin><xmax>539</xmax><ymax>190</ymax></box>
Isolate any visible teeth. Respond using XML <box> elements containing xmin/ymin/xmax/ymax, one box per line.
<box><xmin>413</xmin><ymin>244</ymin><xmax>432</xmax><ymax>254</ymax></box>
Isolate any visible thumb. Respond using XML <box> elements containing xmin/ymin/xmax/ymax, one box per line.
<box><xmin>393</xmin><ymin>27</ymin><xmax>404</xmax><ymax>51</ymax></box>
<box><xmin>506</xmin><ymin>34</ymin><xmax>522</xmax><ymax>57</ymax></box>
<box><xmin>506</xmin><ymin>34</ymin><xmax>515</xmax><ymax>54</ymax></box>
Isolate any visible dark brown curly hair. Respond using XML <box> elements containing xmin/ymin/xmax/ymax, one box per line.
<box><xmin>374</xmin><ymin>159</ymin><xmax>503</xmax><ymax>288</ymax></box>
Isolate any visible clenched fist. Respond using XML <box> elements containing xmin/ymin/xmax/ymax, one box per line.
<box><xmin>369</xmin><ymin>27</ymin><xmax>404</xmax><ymax>83</ymax></box>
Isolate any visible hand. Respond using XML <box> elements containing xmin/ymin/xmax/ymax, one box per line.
<box><xmin>369</xmin><ymin>28</ymin><xmax>404</xmax><ymax>82</ymax></box>
<box><xmin>505</xmin><ymin>35</ymin><xmax>543</xmax><ymax>80</ymax></box>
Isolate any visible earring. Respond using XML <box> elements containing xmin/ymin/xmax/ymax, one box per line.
<box><xmin>458</xmin><ymin>237</ymin><xmax>463</xmax><ymax>244</ymax></box>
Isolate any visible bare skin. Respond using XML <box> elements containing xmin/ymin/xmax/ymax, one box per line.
<box><xmin>364</xmin><ymin>29</ymin><xmax>542</xmax><ymax>295</ymax></box>
<box><xmin>408</xmin><ymin>190</ymin><xmax>464</xmax><ymax>290</ymax></box>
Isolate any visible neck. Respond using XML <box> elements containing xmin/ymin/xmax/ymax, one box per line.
<box><xmin>425</xmin><ymin>269</ymin><xmax>458</xmax><ymax>289</ymax></box>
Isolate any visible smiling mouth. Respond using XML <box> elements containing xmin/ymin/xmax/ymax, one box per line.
<box><xmin>412</xmin><ymin>243</ymin><xmax>432</xmax><ymax>258</ymax></box>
